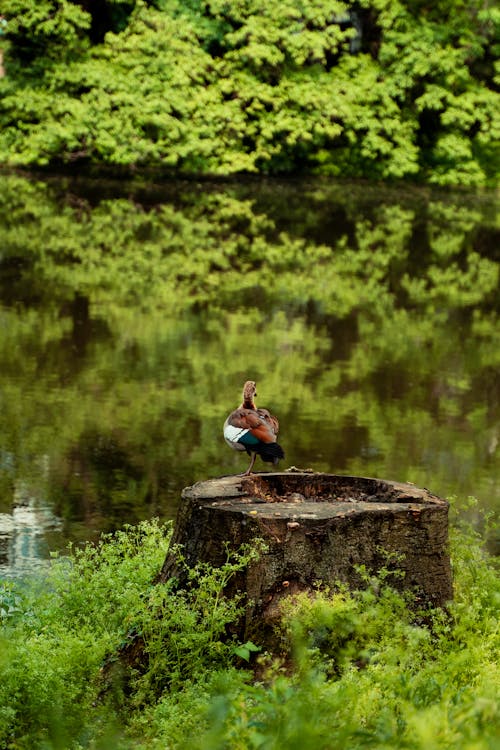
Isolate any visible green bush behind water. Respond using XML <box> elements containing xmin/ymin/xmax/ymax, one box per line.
<box><xmin>0</xmin><ymin>514</ymin><xmax>498</xmax><ymax>750</ymax></box>
<box><xmin>0</xmin><ymin>0</ymin><xmax>499</xmax><ymax>185</ymax></box>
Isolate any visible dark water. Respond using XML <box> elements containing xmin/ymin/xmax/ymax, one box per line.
<box><xmin>0</xmin><ymin>173</ymin><xmax>498</xmax><ymax>577</ymax></box>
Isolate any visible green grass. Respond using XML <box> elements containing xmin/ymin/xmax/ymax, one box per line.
<box><xmin>0</xmin><ymin>512</ymin><xmax>498</xmax><ymax>750</ymax></box>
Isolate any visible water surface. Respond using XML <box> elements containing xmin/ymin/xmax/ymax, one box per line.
<box><xmin>1</xmin><ymin>173</ymin><xmax>498</xmax><ymax>576</ymax></box>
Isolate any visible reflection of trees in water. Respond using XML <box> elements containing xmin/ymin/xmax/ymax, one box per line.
<box><xmin>0</xmin><ymin>174</ymin><xmax>498</xmax><ymax>571</ymax></box>
<box><xmin>50</xmin><ymin>428</ymin><xmax>152</xmax><ymax>532</ymax></box>
<box><xmin>1</xmin><ymin>176</ymin><xmax>498</xmax><ymax>315</ymax></box>
<box><xmin>0</xmin><ymin>480</ymin><xmax>61</xmax><ymax>579</ymax></box>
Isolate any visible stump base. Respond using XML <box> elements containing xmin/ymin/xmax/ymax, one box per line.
<box><xmin>159</xmin><ymin>471</ymin><xmax>453</xmax><ymax>645</ymax></box>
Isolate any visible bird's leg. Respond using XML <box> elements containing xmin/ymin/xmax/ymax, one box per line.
<box><xmin>241</xmin><ymin>452</ymin><xmax>257</xmax><ymax>476</ymax></box>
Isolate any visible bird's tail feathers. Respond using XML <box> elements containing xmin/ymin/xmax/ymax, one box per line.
<box><xmin>255</xmin><ymin>442</ymin><xmax>285</xmax><ymax>464</ymax></box>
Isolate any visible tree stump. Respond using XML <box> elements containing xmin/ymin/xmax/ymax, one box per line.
<box><xmin>158</xmin><ymin>471</ymin><xmax>453</xmax><ymax>645</ymax></box>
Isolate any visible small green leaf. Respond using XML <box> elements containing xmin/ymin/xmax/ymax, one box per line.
<box><xmin>233</xmin><ymin>641</ymin><xmax>261</xmax><ymax>661</ymax></box>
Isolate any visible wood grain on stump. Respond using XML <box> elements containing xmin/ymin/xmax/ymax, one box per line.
<box><xmin>158</xmin><ymin>471</ymin><xmax>453</xmax><ymax>644</ymax></box>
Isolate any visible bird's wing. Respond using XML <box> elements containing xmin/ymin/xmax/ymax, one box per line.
<box><xmin>256</xmin><ymin>408</ymin><xmax>279</xmax><ymax>436</ymax></box>
<box><xmin>228</xmin><ymin>408</ymin><xmax>277</xmax><ymax>444</ymax></box>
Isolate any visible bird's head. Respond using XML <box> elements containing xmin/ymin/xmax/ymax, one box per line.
<box><xmin>243</xmin><ymin>380</ymin><xmax>257</xmax><ymax>398</ymax></box>
<box><xmin>242</xmin><ymin>380</ymin><xmax>257</xmax><ymax>405</ymax></box>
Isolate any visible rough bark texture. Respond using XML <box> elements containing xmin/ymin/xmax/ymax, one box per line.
<box><xmin>158</xmin><ymin>471</ymin><xmax>453</xmax><ymax>644</ymax></box>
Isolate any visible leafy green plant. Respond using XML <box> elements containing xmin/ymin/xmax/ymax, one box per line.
<box><xmin>0</xmin><ymin>0</ymin><xmax>498</xmax><ymax>183</ymax></box>
<box><xmin>0</xmin><ymin>582</ymin><xmax>24</xmax><ymax>625</ymax></box>
<box><xmin>0</xmin><ymin>522</ymin><xmax>269</xmax><ymax>747</ymax></box>
<box><xmin>1</xmin><ymin>0</ymin><xmax>91</xmax><ymax>68</ymax></box>
<box><xmin>177</xmin><ymin>521</ymin><xmax>499</xmax><ymax>750</ymax></box>
<box><xmin>0</xmin><ymin>512</ymin><xmax>499</xmax><ymax>749</ymax></box>
<box><xmin>0</xmin><ymin>519</ymin><xmax>172</xmax><ymax>749</ymax></box>
<box><xmin>130</xmin><ymin>541</ymin><xmax>266</xmax><ymax>700</ymax></box>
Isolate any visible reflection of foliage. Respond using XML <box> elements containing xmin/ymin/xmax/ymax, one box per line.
<box><xmin>0</xmin><ymin>0</ymin><xmax>499</xmax><ymax>184</ymax></box>
<box><xmin>0</xmin><ymin>174</ymin><xmax>498</xmax><ymax>545</ymax></box>
<box><xmin>2</xmin><ymin>175</ymin><xmax>498</xmax><ymax>315</ymax></box>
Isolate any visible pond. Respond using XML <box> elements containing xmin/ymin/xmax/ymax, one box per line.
<box><xmin>0</xmin><ymin>172</ymin><xmax>499</xmax><ymax>577</ymax></box>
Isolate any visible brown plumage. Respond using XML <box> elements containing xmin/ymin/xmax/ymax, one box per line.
<box><xmin>223</xmin><ymin>380</ymin><xmax>284</xmax><ymax>475</ymax></box>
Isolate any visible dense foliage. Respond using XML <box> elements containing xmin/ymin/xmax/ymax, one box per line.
<box><xmin>0</xmin><ymin>517</ymin><xmax>499</xmax><ymax>748</ymax></box>
<box><xmin>0</xmin><ymin>0</ymin><xmax>499</xmax><ymax>184</ymax></box>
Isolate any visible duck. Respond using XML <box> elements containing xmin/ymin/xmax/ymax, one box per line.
<box><xmin>223</xmin><ymin>380</ymin><xmax>285</xmax><ymax>475</ymax></box>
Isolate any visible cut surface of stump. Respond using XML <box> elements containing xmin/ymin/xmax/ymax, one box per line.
<box><xmin>158</xmin><ymin>471</ymin><xmax>453</xmax><ymax>645</ymax></box>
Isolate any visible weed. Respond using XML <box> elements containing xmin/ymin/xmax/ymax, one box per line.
<box><xmin>0</xmin><ymin>514</ymin><xmax>498</xmax><ymax>749</ymax></box>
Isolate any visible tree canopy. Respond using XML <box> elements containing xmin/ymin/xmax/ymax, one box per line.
<box><xmin>1</xmin><ymin>0</ymin><xmax>499</xmax><ymax>185</ymax></box>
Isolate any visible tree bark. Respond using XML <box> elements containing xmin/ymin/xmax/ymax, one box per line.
<box><xmin>158</xmin><ymin>471</ymin><xmax>453</xmax><ymax>645</ymax></box>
